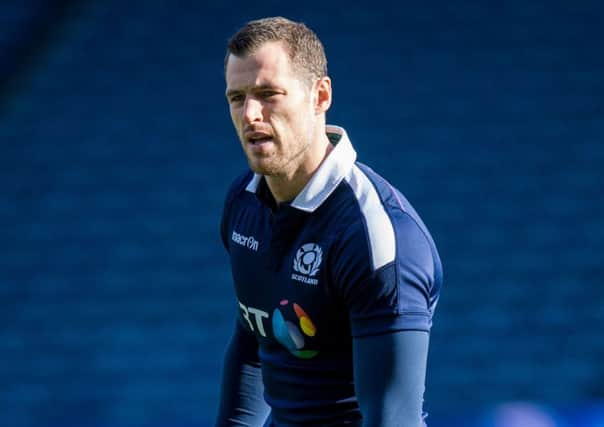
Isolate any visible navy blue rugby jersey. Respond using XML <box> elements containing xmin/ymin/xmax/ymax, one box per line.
<box><xmin>220</xmin><ymin>125</ymin><xmax>442</xmax><ymax>425</ymax></box>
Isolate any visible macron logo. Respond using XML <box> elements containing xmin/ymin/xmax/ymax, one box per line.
<box><xmin>232</xmin><ymin>230</ymin><xmax>259</xmax><ymax>252</ymax></box>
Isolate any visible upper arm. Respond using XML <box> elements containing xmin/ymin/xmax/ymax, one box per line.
<box><xmin>333</xmin><ymin>206</ymin><xmax>439</xmax><ymax>425</ymax></box>
<box><xmin>333</xmin><ymin>212</ymin><xmax>440</xmax><ymax>338</ymax></box>
<box><xmin>353</xmin><ymin>330</ymin><xmax>429</xmax><ymax>427</ymax></box>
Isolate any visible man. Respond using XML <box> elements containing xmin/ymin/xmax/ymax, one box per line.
<box><xmin>216</xmin><ymin>17</ymin><xmax>442</xmax><ymax>427</ymax></box>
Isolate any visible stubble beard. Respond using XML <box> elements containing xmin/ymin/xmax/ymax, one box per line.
<box><xmin>246</xmin><ymin>131</ymin><xmax>312</xmax><ymax>179</ymax></box>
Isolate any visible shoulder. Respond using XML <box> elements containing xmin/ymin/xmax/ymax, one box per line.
<box><xmin>334</xmin><ymin>163</ymin><xmax>442</xmax><ymax>334</ymax></box>
<box><xmin>221</xmin><ymin>170</ymin><xmax>254</xmax><ymax>227</ymax></box>
<box><xmin>339</xmin><ymin>163</ymin><xmax>437</xmax><ymax>267</ymax></box>
<box><xmin>223</xmin><ymin>170</ymin><xmax>255</xmax><ymax>210</ymax></box>
<box><xmin>220</xmin><ymin>170</ymin><xmax>257</xmax><ymax>249</ymax></box>
<box><xmin>226</xmin><ymin>170</ymin><xmax>255</xmax><ymax>199</ymax></box>
<box><xmin>338</xmin><ymin>162</ymin><xmax>442</xmax><ymax>287</ymax></box>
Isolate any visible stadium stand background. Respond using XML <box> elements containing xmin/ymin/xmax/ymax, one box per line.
<box><xmin>1</xmin><ymin>0</ymin><xmax>603</xmax><ymax>426</ymax></box>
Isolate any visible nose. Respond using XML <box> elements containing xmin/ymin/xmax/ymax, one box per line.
<box><xmin>242</xmin><ymin>97</ymin><xmax>263</xmax><ymax>124</ymax></box>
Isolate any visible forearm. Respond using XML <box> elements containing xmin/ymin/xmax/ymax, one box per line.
<box><xmin>354</xmin><ymin>330</ymin><xmax>430</xmax><ymax>427</ymax></box>
<box><xmin>215</xmin><ymin>321</ymin><xmax>270</xmax><ymax>427</ymax></box>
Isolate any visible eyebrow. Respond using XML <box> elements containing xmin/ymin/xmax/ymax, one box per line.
<box><xmin>225</xmin><ymin>84</ymin><xmax>282</xmax><ymax>98</ymax></box>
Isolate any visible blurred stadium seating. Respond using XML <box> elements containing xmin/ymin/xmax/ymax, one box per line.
<box><xmin>1</xmin><ymin>0</ymin><xmax>603</xmax><ymax>426</ymax></box>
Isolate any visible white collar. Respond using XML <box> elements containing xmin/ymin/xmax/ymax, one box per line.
<box><xmin>245</xmin><ymin>125</ymin><xmax>357</xmax><ymax>212</ymax></box>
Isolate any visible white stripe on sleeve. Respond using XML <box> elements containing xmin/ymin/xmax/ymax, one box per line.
<box><xmin>345</xmin><ymin>165</ymin><xmax>396</xmax><ymax>270</ymax></box>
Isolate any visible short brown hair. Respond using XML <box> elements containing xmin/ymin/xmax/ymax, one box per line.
<box><xmin>225</xmin><ymin>16</ymin><xmax>328</xmax><ymax>86</ymax></box>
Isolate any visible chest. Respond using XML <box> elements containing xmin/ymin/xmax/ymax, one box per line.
<box><xmin>227</xmin><ymin>203</ymin><xmax>349</xmax><ymax>357</ymax></box>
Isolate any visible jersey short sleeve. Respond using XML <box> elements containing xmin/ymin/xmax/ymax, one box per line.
<box><xmin>332</xmin><ymin>210</ymin><xmax>440</xmax><ymax>338</ymax></box>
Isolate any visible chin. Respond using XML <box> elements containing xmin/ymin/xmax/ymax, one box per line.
<box><xmin>248</xmin><ymin>160</ymin><xmax>281</xmax><ymax>176</ymax></box>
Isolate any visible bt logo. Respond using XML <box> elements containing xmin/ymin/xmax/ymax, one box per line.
<box><xmin>238</xmin><ymin>300</ymin><xmax>319</xmax><ymax>359</ymax></box>
<box><xmin>239</xmin><ymin>301</ymin><xmax>269</xmax><ymax>336</ymax></box>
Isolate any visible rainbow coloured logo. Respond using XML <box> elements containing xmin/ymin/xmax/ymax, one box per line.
<box><xmin>272</xmin><ymin>300</ymin><xmax>318</xmax><ymax>359</ymax></box>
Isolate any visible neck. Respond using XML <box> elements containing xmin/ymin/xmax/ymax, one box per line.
<box><xmin>265</xmin><ymin>133</ymin><xmax>333</xmax><ymax>204</ymax></box>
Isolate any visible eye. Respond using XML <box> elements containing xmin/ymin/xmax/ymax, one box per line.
<box><xmin>259</xmin><ymin>90</ymin><xmax>278</xmax><ymax>99</ymax></box>
<box><xmin>228</xmin><ymin>94</ymin><xmax>245</xmax><ymax>104</ymax></box>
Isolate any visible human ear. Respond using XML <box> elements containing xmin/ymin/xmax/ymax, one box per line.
<box><xmin>314</xmin><ymin>76</ymin><xmax>332</xmax><ymax>114</ymax></box>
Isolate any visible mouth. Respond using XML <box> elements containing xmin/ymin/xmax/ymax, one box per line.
<box><xmin>248</xmin><ymin>136</ymin><xmax>273</xmax><ymax>145</ymax></box>
<box><xmin>245</xmin><ymin>132</ymin><xmax>274</xmax><ymax>146</ymax></box>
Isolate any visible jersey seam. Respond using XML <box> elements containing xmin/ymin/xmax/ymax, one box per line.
<box><xmin>340</xmin><ymin>179</ymin><xmax>375</xmax><ymax>274</ymax></box>
<box><xmin>359</xmin><ymin>165</ymin><xmax>437</xmax><ymax>308</ymax></box>
<box><xmin>352</xmin><ymin>164</ymin><xmax>403</xmax><ymax>312</ymax></box>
